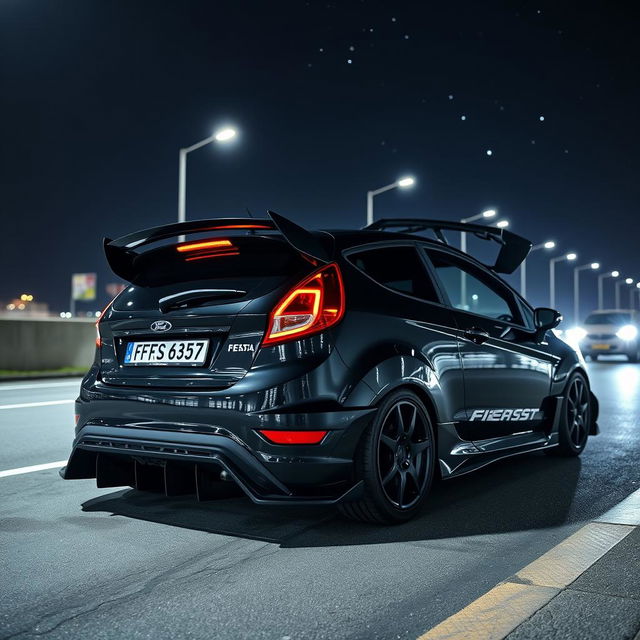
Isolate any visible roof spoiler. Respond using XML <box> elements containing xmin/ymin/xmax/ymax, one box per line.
<box><xmin>103</xmin><ymin>213</ymin><xmax>331</xmax><ymax>282</ymax></box>
<box><xmin>364</xmin><ymin>218</ymin><xmax>532</xmax><ymax>274</ymax></box>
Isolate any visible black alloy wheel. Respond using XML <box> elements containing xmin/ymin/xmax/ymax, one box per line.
<box><xmin>377</xmin><ymin>400</ymin><xmax>432</xmax><ymax>509</ymax></box>
<box><xmin>555</xmin><ymin>372</ymin><xmax>591</xmax><ymax>456</ymax></box>
<box><xmin>339</xmin><ymin>390</ymin><xmax>435</xmax><ymax>524</ymax></box>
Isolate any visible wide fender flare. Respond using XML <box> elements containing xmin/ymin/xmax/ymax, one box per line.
<box><xmin>341</xmin><ymin>354</ymin><xmax>448</xmax><ymax>424</ymax></box>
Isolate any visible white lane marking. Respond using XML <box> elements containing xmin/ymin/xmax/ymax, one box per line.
<box><xmin>0</xmin><ymin>461</ymin><xmax>67</xmax><ymax>478</ymax></box>
<box><xmin>0</xmin><ymin>399</ymin><xmax>75</xmax><ymax>410</ymax></box>
<box><xmin>0</xmin><ymin>381</ymin><xmax>81</xmax><ymax>391</ymax></box>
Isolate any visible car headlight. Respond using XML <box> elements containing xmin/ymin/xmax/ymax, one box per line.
<box><xmin>616</xmin><ymin>324</ymin><xmax>638</xmax><ymax>341</ymax></box>
<box><xmin>565</xmin><ymin>327</ymin><xmax>587</xmax><ymax>343</ymax></box>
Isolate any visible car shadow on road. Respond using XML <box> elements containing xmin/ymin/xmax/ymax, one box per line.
<box><xmin>81</xmin><ymin>452</ymin><xmax>582</xmax><ymax>547</ymax></box>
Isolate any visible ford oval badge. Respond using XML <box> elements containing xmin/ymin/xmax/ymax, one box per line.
<box><xmin>150</xmin><ymin>320</ymin><xmax>172</xmax><ymax>332</ymax></box>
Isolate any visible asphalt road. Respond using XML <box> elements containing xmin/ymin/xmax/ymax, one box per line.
<box><xmin>1</xmin><ymin>361</ymin><xmax>639</xmax><ymax>640</ymax></box>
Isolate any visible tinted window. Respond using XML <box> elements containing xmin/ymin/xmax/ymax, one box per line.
<box><xmin>348</xmin><ymin>246</ymin><xmax>439</xmax><ymax>302</ymax></box>
<box><xmin>426</xmin><ymin>249</ymin><xmax>522</xmax><ymax>323</ymax></box>
<box><xmin>584</xmin><ymin>312</ymin><xmax>633</xmax><ymax>325</ymax></box>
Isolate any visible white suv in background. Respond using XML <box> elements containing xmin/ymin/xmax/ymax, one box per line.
<box><xmin>576</xmin><ymin>310</ymin><xmax>640</xmax><ymax>362</ymax></box>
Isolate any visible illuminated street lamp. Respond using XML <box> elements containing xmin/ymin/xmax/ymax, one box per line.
<box><xmin>549</xmin><ymin>252</ymin><xmax>577</xmax><ymax>309</ymax></box>
<box><xmin>633</xmin><ymin>282</ymin><xmax>640</xmax><ymax>310</ymax></box>
<box><xmin>366</xmin><ymin>176</ymin><xmax>415</xmax><ymax>226</ymax></box>
<box><xmin>178</xmin><ymin>126</ymin><xmax>238</xmax><ymax>239</ymax></box>
<box><xmin>459</xmin><ymin>209</ymin><xmax>496</xmax><ymax>253</ymax></box>
<box><xmin>573</xmin><ymin>262</ymin><xmax>600</xmax><ymax>324</ymax></box>
<box><xmin>495</xmin><ymin>219</ymin><xmax>509</xmax><ymax>229</ymax></box>
<box><xmin>459</xmin><ymin>209</ymin><xmax>497</xmax><ymax>306</ymax></box>
<box><xmin>615</xmin><ymin>277</ymin><xmax>634</xmax><ymax>309</ymax></box>
<box><xmin>597</xmin><ymin>270</ymin><xmax>620</xmax><ymax>310</ymax></box>
<box><xmin>520</xmin><ymin>240</ymin><xmax>555</xmax><ymax>298</ymax></box>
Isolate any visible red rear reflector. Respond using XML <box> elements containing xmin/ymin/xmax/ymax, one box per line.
<box><xmin>176</xmin><ymin>239</ymin><xmax>233</xmax><ymax>253</ymax></box>
<box><xmin>262</xmin><ymin>263</ymin><xmax>345</xmax><ymax>345</ymax></box>
<box><xmin>258</xmin><ymin>430</ymin><xmax>328</xmax><ymax>445</ymax></box>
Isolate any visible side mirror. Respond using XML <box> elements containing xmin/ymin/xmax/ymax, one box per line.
<box><xmin>534</xmin><ymin>307</ymin><xmax>562</xmax><ymax>339</ymax></box>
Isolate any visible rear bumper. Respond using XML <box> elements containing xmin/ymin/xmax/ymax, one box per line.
<box><xmin>63</xmin><ymin>400</ymin><xmax>374</xmax><ymax>504</ymax></box>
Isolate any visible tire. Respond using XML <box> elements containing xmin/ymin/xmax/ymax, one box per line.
<box><xmin>338</xmin><ymin>390</ymin><xmax>435</xmax><ymax>524</ymax></box>
<box><xmin>555</xmin><ymin>372</ymin><xmax>591</xmax><ymax>456</ymax></box>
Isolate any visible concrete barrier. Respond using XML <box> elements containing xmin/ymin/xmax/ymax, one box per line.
<box><xmin>0</xmin><ymin>317</ymin><xmax>96</xmax><ymax>371</ymax></box>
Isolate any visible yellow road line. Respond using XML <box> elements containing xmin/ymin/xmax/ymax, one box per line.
<box><xmin>417</xmin><ymin>522</ymin><xmax>635</xmax><ymax>640</ymax></box>
<box><xmin>418</xmin><ymin>582</ymin><xmax>559</xmax><ymax>640</ymax></box>
<box><xmin>596</xmin><ymin>489</ymin><xmax>640</xmax><ymax>526</ymax></box>
<box><xmin>515</xmin><ymin>521</ymin><xmax>634</xmax><ymax>589</ymax></box>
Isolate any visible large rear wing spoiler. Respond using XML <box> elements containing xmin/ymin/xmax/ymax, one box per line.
<box><xmin>104</xmin><ymin>212</ymin><xmax>332</xmax><ymax>282</ymax></box>
<box><xmin>365</xmin><ymin>218</ymin><xmax>532</xmax><ymax>274</ymax></box>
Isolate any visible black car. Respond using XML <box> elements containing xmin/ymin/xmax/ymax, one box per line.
<box><xmin>62</xmin><ymin>212</ymin><xmax>599</xmax><ymax>523</ymax></box>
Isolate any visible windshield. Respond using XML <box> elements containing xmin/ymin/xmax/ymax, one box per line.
<box><xmin>584</xmin><ymin>312</ymin><xmax>633</xmax><ymax>325</ymax></box>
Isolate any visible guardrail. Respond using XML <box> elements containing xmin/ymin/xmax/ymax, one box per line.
<box><xmin>0</xmin><ymin>317</ymin><xmax>95</xmax><ymax>371</ymax></box>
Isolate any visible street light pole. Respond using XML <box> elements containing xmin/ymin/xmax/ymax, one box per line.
<box><xmin>520</xmin><ymin>240</ymin><xmax>555</xmax><ymax>299</ymax></box>
<box><xmin>178</xmin><ymin>127</ymin><xmax>237</xmax><ymax>240</ymax></box>
<box><xmin>615</xmin><ymin>278</ymin><xmax>634</xmax><ymax>309</ymax></box>
<box><xmin>597</xmin><ymin>270</ymin><xmax>619</xmax><ymax>310</ymax></box>
<box><xmin>550</xmin><ymin>253</ymin><xmax>577</xmax><ymax>309</ymax></box>
<box><xmin>459</xmin><ymin>209</ymin><xmax>497</xmax><ymax>308</ymax></box>
<box><xmin>573</xmin><ymin>262</ymin><xmax>600</xmax><ymax>324</ymax></box>
<box><xmin>366</xmin><ymin>176</ymin><xmax>415</xmax><ymax>226</ymax></box>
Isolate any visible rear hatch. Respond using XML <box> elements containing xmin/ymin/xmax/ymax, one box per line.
<box><xmin>98</xmin><ymin>234</ymin><xmax>312</xmax><ymax>389</ymax></box>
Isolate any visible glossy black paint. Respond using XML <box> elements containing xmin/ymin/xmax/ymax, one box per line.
<box><xmin>63</xmin><ymin>221</ymin><xmax>597</xmax><ymax>505</ymax></box>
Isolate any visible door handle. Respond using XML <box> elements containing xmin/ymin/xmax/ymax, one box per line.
<box><xmin>463</xmin><ymin>327</ymin><xmax>490</xmax><ymax>344</ymax></box>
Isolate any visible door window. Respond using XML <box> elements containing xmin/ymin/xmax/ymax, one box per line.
<box><xmin>425</xmin><ymin>249</ymin><xmax>523</xmax><ymax>324</ymax></box>
<box><xmin>347</xmin><ymin>246</ymin><xmax>440</xmax><ymax>303</ymax></box>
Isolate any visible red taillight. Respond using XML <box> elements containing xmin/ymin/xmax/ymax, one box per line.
<box><xmin>95</xmin><ymin>298</ymin><xmax>115</xmax><ymax>348</ymax></box>
<box><xmin>262</xmin><ymin>263</ymin><xmax>345</xmax><ymax>346</ymax></box>
<box><xmin>258</xmin><ymin>430</ymin><xmax>328</xmax><ymax>445</ymax></box>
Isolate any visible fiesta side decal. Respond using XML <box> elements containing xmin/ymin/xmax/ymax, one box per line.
<box><xmin>469</xmin><ymin>408</ymin><xmax>543</xmax><ymax>422</ymax></box>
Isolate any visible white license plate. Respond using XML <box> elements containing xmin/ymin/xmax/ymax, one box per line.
<box><xmin>124</xmin><ymin>340</ymin><xmax>209</xmax><ymax>365</ymax></box>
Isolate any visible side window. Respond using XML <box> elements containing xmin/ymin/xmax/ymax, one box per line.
<box><xmin>348</xmin><ymin>246</ymin><xmax>440</xmax><ymax>303</ymax></box>
<box><xmin>425</xmin><ymin>249</ymin><xmax>523</xmax><ymax>324</ymax></box>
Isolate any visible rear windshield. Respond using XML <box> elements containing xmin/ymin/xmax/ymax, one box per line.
<box><xmin>127</xmin><ymin>236</ymin><xmax>308</xmax><ymax>287</ymax></box>
<box><xmin>584</xmin><ymin>312</ymin><xmax>632</xmax><ymax>325</ymax></box>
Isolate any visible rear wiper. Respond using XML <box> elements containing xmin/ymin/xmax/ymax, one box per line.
<box><xmin>159</xmin><ymin>289</ymin><xmax>247</xmax><ymax>313</ymax></box>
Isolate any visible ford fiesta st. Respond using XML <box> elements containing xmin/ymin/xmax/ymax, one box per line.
<box><xmin>62</xmin><ymin>212</ymin><xmax>599</xmax><ymax>523</ymax></box>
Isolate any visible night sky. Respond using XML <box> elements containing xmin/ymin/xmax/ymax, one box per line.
<box><xmin>2</xmin><ymin>1</ymin><xmax>638</xmax><ymax>318</ymax></box>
